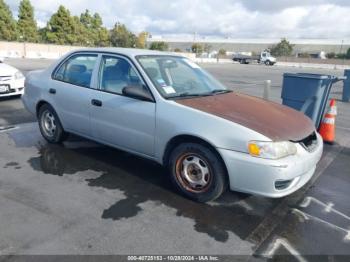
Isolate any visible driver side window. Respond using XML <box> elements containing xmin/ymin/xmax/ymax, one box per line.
<box><xmin>99</xmin><ymin>55</ymin><xmax>144</xmax><ymax>95</ymax></box>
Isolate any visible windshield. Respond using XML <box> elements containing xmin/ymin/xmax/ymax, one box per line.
<box><xmin>136</xmin><ymin>55</ymin><xmax>230</xmax><ymax>98</ymax></box>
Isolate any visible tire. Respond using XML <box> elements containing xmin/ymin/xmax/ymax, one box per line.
<box><xmin>168</xmin><ymin>143</ymin><xmax>228</xmax><ymax>202</ymax></box>
<box><xmin>265</xmin><ymin>60</ymin><xmax>271</xmax><ymax>66</ymax></box>
<box><xmin>38</xmin><ymin>103</ymin><xmax>68</xmax><ymax>143</ymax></box>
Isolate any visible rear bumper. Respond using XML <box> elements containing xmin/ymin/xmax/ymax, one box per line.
<box><xmin>218</xmin><ymin>133</ymin><xmax>323</xmax><ymax>198</ymax></box>
<box><xmin>21</xmin><ymin>92</ymin><xmax>36</xmax><ymax>116</ymax></box>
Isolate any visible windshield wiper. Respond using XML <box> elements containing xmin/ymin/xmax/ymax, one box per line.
<box><xmin>168</xmin><ymin>89</ymin><xmax>232</xmax><ymax>99</ymax></box>
<box><xmin>168</xmin><ymin>92</ymin><xmax>211</xmax><ymax>99</ymax></box>
<box><xmin>209</xmin><ymin>89</ymin><xmax>232</xmax><ymax>95</ymax></box>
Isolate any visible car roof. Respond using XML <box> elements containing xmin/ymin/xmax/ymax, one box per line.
<box><xmin>70</xmin><ymin>47</ymin><xmax>184</xmax><ymax>58</ymax></box>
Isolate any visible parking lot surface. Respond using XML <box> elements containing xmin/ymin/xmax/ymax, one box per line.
<box><xmin>0</xmin><ymin>59</ymin><xmax>350</xmax><ymax>259</ymax></box>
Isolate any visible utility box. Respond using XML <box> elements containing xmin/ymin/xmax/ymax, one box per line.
<box><xmin>343</xmin><ymin>69</ymin><xmax>350</xmax><ymax>102</ymax></box>
<box><xmin>281</xmin><ymin>73</ymin><xmax>345</xmax><ymax>129</ymax></box>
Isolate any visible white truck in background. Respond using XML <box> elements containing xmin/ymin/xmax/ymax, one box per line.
<box><xmin>232</xmin><ymin>51</ymin><xmax>276</xmax><ymax>66</ymax></box>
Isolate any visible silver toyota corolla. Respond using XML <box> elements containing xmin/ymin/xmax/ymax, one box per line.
<box><xmin>22</xmin><ymin>48</ymin><xmax>323</xmax><ymax>202</ymax></box>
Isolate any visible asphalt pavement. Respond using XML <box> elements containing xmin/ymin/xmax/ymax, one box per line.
<box><xmin>0</xmin><ymin>58</ymin><xmax>349</xmax><ymax>260</ymax></box>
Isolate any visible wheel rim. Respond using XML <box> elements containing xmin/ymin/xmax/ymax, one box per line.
<box><xmin>41</xmin><ymin>110</ymin><xmax>56</xmax><ymax>138</ymax></box>
<box><xmin>175</xmin><ymin>153</ymin><xmax>212</xmax><ymax>193</ymax></box>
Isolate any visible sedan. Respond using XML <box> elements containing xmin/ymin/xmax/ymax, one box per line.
<box><xmin>0</xmin><ymin>58</ymin><xmax>25</xmax><ymax>97</ymax></box>
<box><xmin>22</xmin><ymin>48</ymin><xmax>323</xmax><ymax>202</ymax></box>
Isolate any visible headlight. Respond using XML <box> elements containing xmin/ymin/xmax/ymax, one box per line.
<box><xmin>14</xmin><ymin>71</ymin><xmax>24</xmax><ymax>79</ymax></box>
<box><xmin>248</xmin><ymin>141</ymin><xmax>297</xmax><ymax>159</ymax></box>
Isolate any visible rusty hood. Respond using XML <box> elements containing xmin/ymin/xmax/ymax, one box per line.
<box><xmin>176</xmin><ymin>92</ymin><xmax>315</xmax><ymax>141</ymax></box>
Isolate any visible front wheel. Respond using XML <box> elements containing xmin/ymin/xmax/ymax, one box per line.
<box><xmin>38</xmin><ymin>104</ymin><xmax>68</xmax><ymax>143</ymax></box>
<box><xmin>168</xmin><ymin>143</ymin><xmax>228</xmax><ymax>202</ymax></box>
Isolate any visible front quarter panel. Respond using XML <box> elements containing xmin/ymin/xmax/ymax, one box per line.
<box><xmin>155</xmin><ymin>99</ymin><xmax>270</xmax><ymax>163</ymax></box>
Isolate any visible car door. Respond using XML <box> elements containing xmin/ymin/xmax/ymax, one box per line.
<box><xmin>51</xmin><ymin>53</ymin><xmax>98</xmax><ymax>136</ymax></box>
<box><xmin>89</xmin><ymin>54</ymin><xmax>156</xmax><ymax>157</ymax></box>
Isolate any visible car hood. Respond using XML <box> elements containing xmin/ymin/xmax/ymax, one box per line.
<box><xmin>176</xmin><ymin>92</ymin><xmax>315</xmax><ymax>141</ymax></box>
<box><xmin>0</xmin><ymin>63</ymin><xmax>18</xmax><ymax>76</ymax></box>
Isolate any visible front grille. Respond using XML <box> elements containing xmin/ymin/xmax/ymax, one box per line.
<box><xmin>297</xmin><ymin>132</ymin><xmax>318</xmax><ymax>152</ymax></box>
<box><xmin>275</xmin><ymin>179</ymin><xmax>293</xmax><ymax>190</ymax></box>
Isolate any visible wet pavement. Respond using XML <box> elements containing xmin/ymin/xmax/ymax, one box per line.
<box><xmin>0</xmin><ymin>60</ymin><xmax>349</xmax><ymax>259</ymax></box>
<box><xmin>0</xmin><ymin>123</ymin><xmax>279</xmax><ymax>255</ymax></box>
<box><xmin>1</xmin><ymin>121</ymin><xmax>349</xmax><ymax>258</ymax></box>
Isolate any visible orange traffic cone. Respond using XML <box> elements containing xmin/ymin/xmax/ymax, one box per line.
<box><xmin>319</xmin><ymin>99</ymin><xmax>337</xmax><ymax>144</ymax></box>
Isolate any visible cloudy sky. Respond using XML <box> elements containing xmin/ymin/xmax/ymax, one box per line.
<box><xmin>7</xmin><ymin>0</ymin><xmax>350</xmax><ymax>39</ymax></box>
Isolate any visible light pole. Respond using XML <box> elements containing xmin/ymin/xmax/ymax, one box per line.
<box><xmin>340</xmin><ymin>39</ymin><xmax>345</xmax><ymax>65</ymax></box>
<box><xmin>19</xmin><ymin>35</ymin><xmax>26</xmax><ymax>58</ymax></box>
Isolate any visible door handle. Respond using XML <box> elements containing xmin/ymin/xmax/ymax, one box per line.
<box><xmin>91</xmin><ymin>99</ymin><xmax>102</xmax><ymax>107</ymax></box>
<box><xmin>49</xmin><ymin>88</ymin><xmax>56</xmax><ymax>94</ymax></box>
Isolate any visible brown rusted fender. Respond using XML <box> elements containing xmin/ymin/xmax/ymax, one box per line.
<box><xmin>176</xmin><ymin>92</ymin><xmax>315</xmax><ymax>141</ymax></box>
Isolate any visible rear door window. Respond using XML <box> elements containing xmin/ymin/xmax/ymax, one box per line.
<box><xmin>53</xmin><ymin>54</ymin><xmax>98</xmax><ymax>88</ymax></box>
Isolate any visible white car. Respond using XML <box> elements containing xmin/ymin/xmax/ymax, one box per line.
<box><xmin>0</xmin><ymin>58</ymin><xmax>25</xmax><ymax>97</ymax></box>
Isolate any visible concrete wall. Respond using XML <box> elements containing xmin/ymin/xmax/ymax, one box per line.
<box><xmin>0</xmin><ymin>41</ymin><xmax>84</xmax><ymax>59</ymax></box>
<box><xmin>0</xmin><ymin>41</ymin><xmax>196</xmax><ymax>60</ymax></box>
<box><xmin>147</xmin><ymin>38</ymin><xmax>350</xmax><ymax>54</ymax></box>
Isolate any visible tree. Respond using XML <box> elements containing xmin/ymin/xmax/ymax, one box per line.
<box><xmin>218</xmin><ymin>48</ymin><xmax>226</xmax><ymax>56</ymax></box>
<box><xmin>135</xmin><ymin>31</ymin><xmax>148</xmax><ymax>49</ymax></box>
<box><xmin>149</xmin><ymin>41</ymin><xmax>168</xmax><ymax>51</ymax></box>
<box><xmin>270</xmin><ymin>38</ymin><xmax>294</xmax><ymax>57</ymax></box>
<box><xmin>191</xmin><ymin>43</ymin><xmax>203</xmax><ymax>54</ymax></box>
<box><xmin>110</xmin><ymin>22</ymin><xmax>136</xmax><ymax>48</ymax></box>
<box><xmin>38</xmin><ymin>27</ymin><xmax>47</xmax><ymax>43</ymax></box>
<box><xmin>346</xmin><ymin>48</ymin><xmax>350</xmax><ymax>59</ymax></box>
<box><xmin>326</xmin><ymin>52</ymin><xmax>336</xmax><ymax>59</ymax></box>
<box><xmin>17</xmin><ymin>0</ymin><xmax>38</xmax><ymax>42</ymax></box>
<box><xmin>92</xmin><ymin>13</ymin><xmax>110</xmax><ymax>46</ymax></box>
<box><xmin>203</xmin><ymin>43</ymin><xmax>212</xmax><ymax>54</ymax></box>
<box><xmin>72</xmin><ymin>15</ymin><xmax>89</xmax><ymax>46</ymax></box>
<box><xmin>79</xmin><ymin>9</ymin><xmax>94</xmax><ymax>45</ymax></box>
<box><xmin>79</xmin><ymin>10</ymin><xmax>110</xmax><ymax>46</ymax></box>
<box><xmin>45</xmin><ymin>5</ymin><xmax>77</xmax><ymax>45</ymax></box>
<box><xmin>0</xmin><ymin>0</ymin><xmax>17</xmax><ymax>41</ymax></box>
<box><xmin>97</xmin><ymin>27</ymin><xmax>110</xmax><ymax>47</ymax></box>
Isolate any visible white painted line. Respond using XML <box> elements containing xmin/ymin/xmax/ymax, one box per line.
<box><xmin>0</xmin><ymin>125</ymin><xmax>19</xmax><ymax>133</ymax></box>
<box><xmin>299</xmin><ymin>196</ymin><xmax>350</xmax><ymax>221</ymax></box>
<box><xmin>291</xmin><ymin>208</ymin><xmax>350</xmax><ymax>241</ymax></box>
<box><xmin>292</xmin><ymin>208</ymin><xmax>310</xmax><ymax>221</ymax></box>
<box><xmin>264</xmin><ymin>237</ymin><xmax>307</xmax><ymax>262</ymax></box>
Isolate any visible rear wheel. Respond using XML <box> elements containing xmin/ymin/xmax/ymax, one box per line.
<box><xmin>168</xmin><ymin>143</ymin><xmax>228</xmax><ymax>202</ymax></box>
<box><xmin>38</xmin><ymin>104</ymin><xmax>68</xmax><ymax>143</ymax></box>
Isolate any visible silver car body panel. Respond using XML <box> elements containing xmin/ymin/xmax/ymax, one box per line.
<box><xmin>22</xmin><ymin>47</ymin><xmax>323</xmax><ymax>197</ymax></box>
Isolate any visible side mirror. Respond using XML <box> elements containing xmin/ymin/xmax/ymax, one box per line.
<box><xmin>122</xmin><ymin>86</ymin><xmax>154</xmax><ymax>102</ymax></box>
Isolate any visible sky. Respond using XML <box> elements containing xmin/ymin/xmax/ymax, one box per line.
<box><xmin>7</xmin><ymin>0</ymin><xmax>350</xmax><ymax>39</ymax></box>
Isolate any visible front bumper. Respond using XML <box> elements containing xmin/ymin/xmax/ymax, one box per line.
<box><xmin>218</xmin><ymin>133</ymin><xmax>323</xmax><ymax>198</ymax></box>
<box><xmin>0</xmin><ymin>78</ymin><xmax>25</xmax><ymax>97</ymax></box>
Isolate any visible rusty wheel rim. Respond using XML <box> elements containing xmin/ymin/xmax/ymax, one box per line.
<box><xmin>175</xmin><ymin>153</ymin><xmax>212</xmax><ymax>193</ymax></box>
